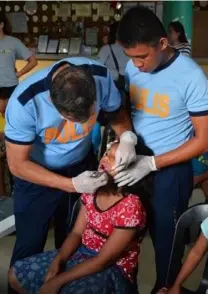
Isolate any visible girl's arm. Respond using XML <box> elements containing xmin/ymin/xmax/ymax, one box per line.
<box><xmin>47</xmin><ymin>227</ymin><xmax>137</xmax><ymax>290</ymax></box>
<box><xmin>53</xmin><ymin>204</ymin><xmax>87</xmax><ymax>264</ymax></box>
<box><xmin>171</xmin><ymin>233</ymin><xmax>208</xmax><ymax>289</ymax></box>
<box><xmin>17</xmin><ymin>55</ymin><xmax>37</xmax><ymax>78</ymax></box>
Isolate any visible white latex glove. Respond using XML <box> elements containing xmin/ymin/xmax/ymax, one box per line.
<box><xmin>113</xmin><ymin>131</ymin><xmax>137</xmax><ymax>172</ymax></box>
<box><xmin>72</xmin><ymin>171</ymin><xmax>108</xmax><ymax>193</ymax></box>
<box><xmin>114</xmin><ymin>155</ymin><xmax>157</xmax><ymax>187</ymax></box>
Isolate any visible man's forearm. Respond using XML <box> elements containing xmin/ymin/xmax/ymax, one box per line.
<box><xmin>108</xmin><ymin>107</ymin><xmax>132</xmax><ymax>137</ymax></box>
<box><xmin>173</xmin><ymin>250</ymin><xmax>204</xmax><ymax>287</ymax></box>
<box><xmin>52</xmin><ymin>256</ymin><xmax>107</xmax><ymax>289</ymax></box>
<box><xmin>155</xmin><ymin>137</ymin><xmax>208</xmax><ymax>169</ymax></box>
<box><xmin>11</xmin><ymin>160</ymin><xmax>76</xmax><ymax>193</ymax></box>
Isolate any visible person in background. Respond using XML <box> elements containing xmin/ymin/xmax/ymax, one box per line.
<box><xmin>98</xmin><ymin>22</ymin><xmax>130</xmax><ymax>157</ymax></box>
<box><xmin>0</xmin><ymin>13</ymin><xmax>37</xmax><ymax>116</ymax></box>
<box><xmin>168</xmin><ymin>21</ymin><xmax>191</xmax><ymax>57</ymax></box>
<box><xmin>115</xmin><ymin>6</ymin><xmax>208</xmax><ymax>293</ymax></box>
<box><xmin>98</xmin><ymin>22</ymin><xmax>129</xmax><ymax>92</ymax></box>
<box><xmin>8</xmin><ymin>141</ymin><xmax>147</xmax><ymax>294</ymax></box>
<box><xmin>0</xmin><ymin>13</ymin><xmax>37</xmax><ymax>196</ymax></box>
<box><xmin>160</xmin><ymin>216</ymin><xmax>208</xmax><ymax>294</ymax></box>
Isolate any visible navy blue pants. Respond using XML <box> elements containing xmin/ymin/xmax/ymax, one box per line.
<box><xmin>150</xmin><ymin>161</ymin><xmax>193</xmax><ymax>290</ymax></box>
<box><xmin>10</xmin><ymin>152</ymin><xmax>97</xmax><ymax>268</ymax></box>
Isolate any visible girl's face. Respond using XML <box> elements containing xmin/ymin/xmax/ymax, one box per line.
<box><xmin>168</xmin><ymin>26</ymin><xmax>179</xmax><ymax>45</ymax></box>
<box><xmin>99</xmin><ymin>143</ymin><xmax>119</xmax><ymax>177</ymax></box>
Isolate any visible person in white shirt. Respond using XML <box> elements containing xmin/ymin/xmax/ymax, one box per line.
<box><xmin>168</xmin><ymin>21</ymin><xmax>191</xmax><ymax>57</ymax></box>
<box><xmin>98</xmin><ymin>22</ymin><xmax>129</xmax><ymax>91</ymax></box>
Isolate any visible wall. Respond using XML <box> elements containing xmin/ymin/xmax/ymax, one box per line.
<box><xmin>192</xmin><ymin>1</ymin><xmax>208</xmax><ymax>58</ymax></box>
<box><xmin>192</xmin><ymin>11</ymin><xmax>208</xmax><ymax>58</ymax></box>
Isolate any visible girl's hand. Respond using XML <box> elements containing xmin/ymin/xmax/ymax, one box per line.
<box><xmin>167</xmin><ymin>285</ymin><xmax>181</xmax><ymax>294</ymax></box>
<box><xmin>39</xmin><ymin>280</ymin><xmax>61</xmax><ymax>294</ymax></box>
<box><xmin>44</xmin><ymin>260</ymin><xmax>62</xmax><ymax>283</ymax></box>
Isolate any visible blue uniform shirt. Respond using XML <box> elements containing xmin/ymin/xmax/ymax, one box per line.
<box><xmin>125</xmin><ymin>52</ymin><xmax>208</xmax><ymax>155</ymax></box>
<box><xmin>5</xmin><ymin>57</ymin><xmax>121</xmax><ymax>169</ymax></box>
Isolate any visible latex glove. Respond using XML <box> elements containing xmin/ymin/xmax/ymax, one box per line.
<box><xmin>113</xmin><ymin>131</ymin><xmax>137</xmax><ymax>172</ymax></box>
<box><xmin>114</xmin><ymin>155</ymin><xmax>157</xmax><ymax>187</ymax></box>
<box><xmin>72</xmin><ymin>171</ymin><xmax>108</xmax><ymax>193</ymax></box>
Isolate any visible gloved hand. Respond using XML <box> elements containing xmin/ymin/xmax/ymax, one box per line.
<box><xmin>114</xmin><ymin>155</ymin><xmax>157</xmax><ymax>187</ymax></box>
<box><xmin>113</xmin><ymin>131</ymin><xmax>137</xmax><ymax>172</ymax></box>
<box><xmin>72</xmin><ymin>171</ymin><xmax>108</xmax><ymax>193</ymax></box>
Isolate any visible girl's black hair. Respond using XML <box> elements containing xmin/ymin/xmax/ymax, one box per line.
<box><xmin>0</xmin><ymin>12</ymin><xmax>11</xmax><ymax>35</ymax></box>
<box><xmin>117</xmin><ymin>5</ymin><xmax>167</xmax><ymax>48</ymax></box>
<box><xmin>169</xmin><ymin>21</ymin><xmax>188</xmax><ymax>43</ymax></box>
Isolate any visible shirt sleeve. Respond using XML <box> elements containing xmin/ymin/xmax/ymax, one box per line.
<box><xmin>98</xmin><ymin>46</ymin><xmax>109</xmax><ymax>65</ymax></box>
<box><xmin>100</xmin><ymin>70</ymin><xmax>122</xmax><ymax>112</ymax></box>
<box><xmin>184</xmin><ymin>68</ymin><xmax>208</xmax><ymax>116</ymax></box>
<box><xmin>14</xmin><ymin>38</ymin><xmax>32</xmax><ymax>60</ymax></box>
<box><xmin>114</xmin><ymin>196</ymin><xmax>146</xmax><ymax>229</ymax></box>
<box><xmin>5</xmin><ymin>97</ymin><xmax>36</xmax><ymax>145</ymax></box>
<box><xmin>201</xmin><ymin>217</ymin><xmax>208</xmax><ymax>239</ymax></box>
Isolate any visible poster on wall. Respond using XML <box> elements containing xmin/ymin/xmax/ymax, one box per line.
<box><xmin>55</xmin><ymin>3</ymin><xmax>71</xmax><ymax>18</ymax></box>
<box><xmin>75</xmin><ymin>4</ymin><xmax>92</xmax><ymax>17</ymax></box>
<box><xmin>98</xmin><ymin>3</ymin><xmax>114</xmax><ymax>17</ymax></box>
<box><xmin>7</xmin><ymin>12</ymin><xmax>28</xmax><ymax>33</ymax></box>
<box><xmin>85</xmin><ymin>28</ymin><xmax>98</xmax><ymax>46</ymax></box>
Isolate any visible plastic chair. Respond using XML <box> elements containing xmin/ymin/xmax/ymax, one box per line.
<box><xmin>166</xmin><ymin>203</ymin><xmax>208</xmax><ymax>293</ymax></box>
<box><xmin>68</xmin><ymin>198</ymin><xmax>81</xmax><ymax>230</ymax></box>
<box><xmin>0</xmin><ymin>196</ymin><xmax>15</xmax><ymax>238</ymax></box>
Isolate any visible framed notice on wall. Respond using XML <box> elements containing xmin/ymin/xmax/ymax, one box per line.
<box><xmin>75</xmin><ymin>4</ymin><xmax>92</xmax><ymax>17</ymax></box>
<box><xmin>58</xmin><ymin>39</ymin><xmax>70</xmax><ymax>54</ymax></box>
<box><xmin>85</xmin><ymin>28</ymin><xmax>98</xmax><ymax>46</ymax></box>
<box><xmin>46</xmin><ymin>39</ymin><xmax>59</xmax><ymax>54</ymax></box>
<box><xmin>69</xmin><ymin>38</ymin><xmax>82</xmax><ymax>55</ymax></box>
<box><xmin>38</xmin><ymin>35</ymin><xmax>48</xmax><ymax>53</ymax></box>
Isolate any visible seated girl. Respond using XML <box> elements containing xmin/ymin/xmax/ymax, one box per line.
<box><xmin>9</xmin><ymin>141</ymin><xmax>148</xmax><ymax>294</ymax></box>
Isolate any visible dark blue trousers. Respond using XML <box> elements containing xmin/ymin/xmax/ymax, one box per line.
<box><xmin>10</xmin><ymin>152</ymin><xmax>97</xmax><ymax>268</ymax></box>
<box><xmin>150</xmin><ymin>161</ymin><xmax>193</xmax><ymax>290</ymax></box>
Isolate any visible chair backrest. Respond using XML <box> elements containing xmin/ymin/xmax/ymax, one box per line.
<box><xmin>166</xmin><ymin>203</ymin><xmax>208</xmax><ymax>287</ymax></box>
<box><xmin>68</xmin><ymin>198</ymin><xmax>81</xmax><ymax>230</ymax></box>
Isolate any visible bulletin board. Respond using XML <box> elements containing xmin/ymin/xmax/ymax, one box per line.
<box><xmin>0</xmin><ymin>1</ymin><xmax>120</xmax><ymax>48</ymax></box>
<box><xmin>0</xmin><ymin>1</ymin><xmax>158</xmax><ymax>50</ymax></box>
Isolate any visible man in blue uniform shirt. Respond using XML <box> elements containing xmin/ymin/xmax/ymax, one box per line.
<box><xmin>114</xmin><ymin>6</ymin><xmax>208</xmax><ymax>293</ymax></box>
<box><xmin>5</xmin><ymin>57</ymin><xmax>137</xmax><ymax>268</ymax></box>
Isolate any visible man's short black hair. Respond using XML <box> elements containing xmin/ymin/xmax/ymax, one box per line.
<box><xmin>117</xmin><ymin>5</ymin><xmax>167</xmax><ymax>48</ymax></box>
<box><xmin>50</xmin><ymin>66</ymin><xmax>96</xmax><ymax>122</ymax></box>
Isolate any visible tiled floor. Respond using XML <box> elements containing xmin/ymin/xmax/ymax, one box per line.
<box><xmin>0</xmin><ymin>189</ymin><xmax>206</xmax><ymax>294</ymax></box>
